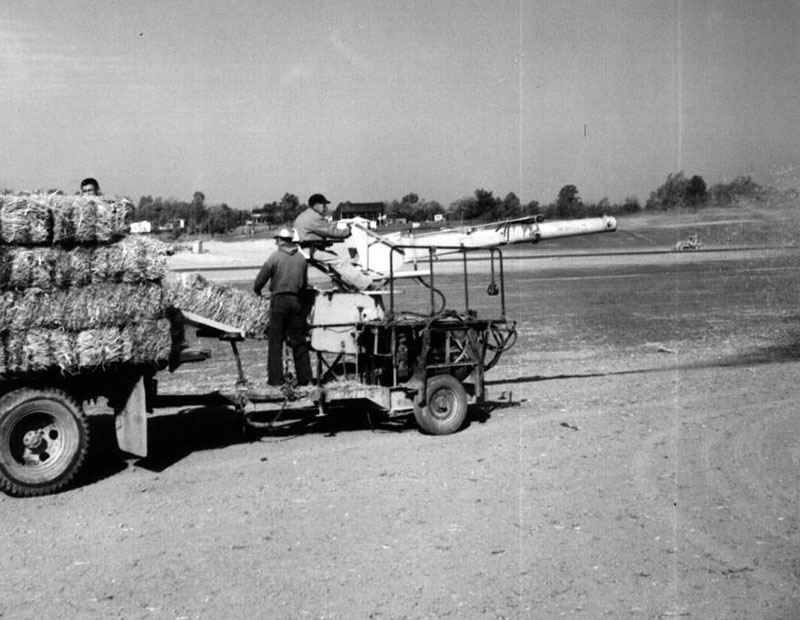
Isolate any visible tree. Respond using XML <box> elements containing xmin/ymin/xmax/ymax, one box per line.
<box><xmin>555</xmin><ymin>184</ymin><xmax>582</xmax><ymax>219</ymax></box>
<box><xmin>686</xmin><ymin>175</ymin><xmax>707</xmax><ymax>206</ymax></box>
<box><xmin>522</xmin><ymin>200</ymin><xmax>541</xmax><ymax>217</ymax></box>
<box><xmin>646</xmin><ymin>172</ymin><xmax>687</xmax><ymax>210</ymax></box>
<box><xmin>279</xmin><ymin>192</ymin><xmax>301</xmax><ymax>223</ymax></box>
<box><xmin>621</xmin><ymin>196</ymin><xmax>641</xmax><ymax>214</ymax></box>
<box><xmin>190</xmin><ymin>191</ymin><xmax>206</xmax><ymax>233</ymax></box>
<box><xmin>401</xmin><ymin>192</ymin><xmax>419</xmax><ymax>206</ymax></box>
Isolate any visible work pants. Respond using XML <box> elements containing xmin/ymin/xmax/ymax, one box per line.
<box><xmin>311</xmin><ymin>247</ymin><xmax>373</xmax><ymax>290</ymax></box>
<box><xmin>268</xmin><ymin>293</ymin><xmax>312</xmax><ymax>386</ymax></box>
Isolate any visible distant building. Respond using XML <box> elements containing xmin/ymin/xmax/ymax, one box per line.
<box><xmin>333</xmin><ymin>202</ymin><xmax>385</xmax><ymax>222</ymax></box>
<box><xmin>130</xmin><ymin>221</ymin><xmax>152</xmax><ymax>234</ymax></box>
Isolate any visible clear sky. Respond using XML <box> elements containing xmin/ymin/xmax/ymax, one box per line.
<box><xmin>1</xmin><ymin>0</ymin><xmax>798</xmax><ymax>209</ymax></box>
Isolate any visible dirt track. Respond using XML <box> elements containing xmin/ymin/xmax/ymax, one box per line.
<box><xmin>1</xmin><ymin>247</ymin><xmax>799</xmax><ymax>619</ymax></box>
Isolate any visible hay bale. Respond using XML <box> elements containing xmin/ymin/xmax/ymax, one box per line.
<box><xmin>0</xmin><ymin>290</ymin><xmax>13</xmax><ymax>326</ymax></box>
<box><xmin>68</xmin><ymin>246</ymin><xmax>93</xmax><ymax>287</ymax></box>
<box><xmin>93</xmin><ymin>237</ymin><xmax>169</xmax><ymax>285</ymax></box>
<box><xmin>73</xmin><ymin>197</ymin><xmax>98</xmax><ymax>243</ymax></box>
<box><xmin>0</xmin><ymin>238</ymin><xmax>169</xmax><ymax>291</ymax></box>
<box><xmin>49</xmin><ymin>330</ymin><xmax>79</xmax><ymax>373</ymax></box>
<box><xmin>121</xmin><ymin>319</ymin><xmax>172</xmax><ymax>365</ymax></box>
<box><xmin>0</xmin><ymin>192</ymin><xmax>132</xmax><ymax>246</ymax></box>
<box><xmin>1</xmin><ymin>321</ymin><xmax>172</xmax><ymax>375</ymax></box>
<box><xmin>3</xmin><ymin>332</ymin><xmax>24</xmax><ymax>374</ymax></box>
<box><xmin>76</xmin><ymin>328</ymin><xmax>125</xmax><ymax>368</ymax></box>
<box><xmin>163</xmin><ymin>272</ymin><xmax>269</xmax><ymax>338</ymax></box>
<box><xmin>50</xmin><ymin>195</ymin><xmax>76</xmax><ymax>244</ymax></box>
<box><xmin>23</xmin><ymin>329</ymin><xmax>52</xmax><ymax>372</ymax></box>
<box><xmin>0</xmin><ymin>249</ymin><xmax>9</xmax><ymax>285</ymax></box>
<box><xmin>0</xmin><ymin>194</ymin><xmax>51</xmax><ymax>244</ymax></box>
<box><xmin>119</xmin><ymin>236</ymin><xmax>169</xmax><ymax>282</ymax></box>
<box><xmin>3</xmin><ymin>283</ymin><xmax>166</xmax><ymax>331</ymax></box>
<box><xmin>7</xmin><ymin>249</ymin><xmax>35</xmax><ymax>288</ymax></box>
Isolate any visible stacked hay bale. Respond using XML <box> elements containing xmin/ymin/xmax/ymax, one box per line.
<box><xmin>0</xmin><ymin>191</ymin><xmax>272</xmax><ymax>378</ymax></box>
<box><xmin>0</xmin><ymin>192</ymin><xmax>172</xmax><ymax>375</ymax></box>
<box><xmin>163</xmin><ymin>272</ymin><xmax>269</xmax><ymax>338</ymax></box>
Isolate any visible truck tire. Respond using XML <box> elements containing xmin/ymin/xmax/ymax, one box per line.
<box><xmin>0</xmin><ymin>388</ymin><xmax>89</xmax><ymax>497</ymax></box>
<box><xmin>413</xmin><ymin>374</ymin><xmax>468</xmax><ymax>435</ymax></box>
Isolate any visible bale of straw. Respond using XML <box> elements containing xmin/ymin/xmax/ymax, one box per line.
<box><xmin>121</xmin><ymin>319</ymin><xmax>172</xmax><ymax>365</ymax></box>
<box><xmin>93</xmin><ymin>237</ymin><xmax>169</xmax><ymax>285</ymax></box>
<box><xmin>2</xmin><ymin>247</ymin><xmax>63</xmax><ymax>289</ymax></box>
<box><xmin>72</xmin><ymin>197</ymin><xmax>98</xmax><ymax>243</ymax></box>
<box><xmin>30</xmin><ymin>247</ymin><xmax>59</xmax><ymax>288</ymax></box>
<box><xmin>49</xmin><ymin>330</ymin><xmax>79</xmax><ymax>373</ymax></box>
<box><xmin>4</xmin><ymin>284</ymin><xmax>166</xmax><ymax>331</ymax></box>
<box><xmin>23</xmin><ymin>329</ymin><xmax>52</xmax><ymax>372</ymax></box>
<box><xmin>50</xmin><ymin>194</ymin><xmax>76</xmax><ymax>244</ymax></box>
<box><xmin>0</xmin><ymin>192</ymin><xmax>132</xmax><ymax>246</ymax></box>
<box><xmin>76</xmin><ymin>328</ymin><xmax>125</xmax><ymax>369</ymax></box>
<box><xmin>120</xmin><ymin>236</ymin><xmax>169</xmax><ymax>282</ymax></box>
<box><xmin>0</xmin><ymin>238</ymin><xmax>169</xmax><ymax>291</ymax></box>
<box><xmin>94</xmin><ymin>197</ymin><xmax>132</xmax><ymax>243</ymax></box>
<box><xmin>60</xmin><ymin>283</ymin><xmax>166</xmax><ymax>330</ymax></box>
<box><xmin>1</xmin><ymin>322</ymin><xmax>173</xmax><ymax>376</ymax></box>
<box><xmin>163</xmin><ymin>272</ymin><xmax>270</xmax><ymax>338</ymax></box>
<box><xmin>6</xmin><ymin>249</ymin><xmax>35</xmax><ymax>288</ymax></box>
<box><xmin>3</xmin><ymin>332</ymin><xmax>23</xmax><ymax>374</ymax></box>
<box><xmin>60</xmin><ymin>195</ymin><xmax>132</xmax><ymax>244</ymax></box>
<box><xmin>0</xmin><ymin>249</ymin><xmax>9</xmax><ymax>285</ymax></box>
<box><xmin>0</xmin><ymin>194</ymin><xmax>52</xmax><ymax>244</ymax></box>
<box><xmin>68</xmin><ymin>246</ymin><xmax>93</xmax><ymax>287</ymax></box>
<box><xmin>0</xmin><ymin>290</ymin><xmax>13</xmax><ymax>326</ymax></box>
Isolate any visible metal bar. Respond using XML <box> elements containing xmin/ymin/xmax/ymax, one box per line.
<box><xmin>497</xmin><ymin>248</ymin><xmax>506</xmax><ymax>318</ymax></box>
<box><xmin>230</xmin><ymin>340</ymin><xmax>247</xmax><ymax>386</ymax></box>
<box><xmin>428</xmin><ymin>248</ymin><xmax>435</xmax><ymax>315</ymax></box>
<box><xmin>462</xmin><ymin>249</ymin><xmax>469</xmax><ymax>313</ymax></box>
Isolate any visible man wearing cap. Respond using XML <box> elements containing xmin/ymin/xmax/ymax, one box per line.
<box><xmin>293</xmin><ymin>193</ymin><xmax>374</xmax><ymax>290</ymax></box>
<box><xmin>253</xmin><ymin>228</ymin><xmax>313</xmax><ymax>387</ymax></box>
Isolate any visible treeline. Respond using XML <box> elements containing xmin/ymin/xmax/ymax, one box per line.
<box><xmin>128</xmin><ymin>171</ymin><xmax>772</xmax><ymax>237</ymax></box>
<box><xmin>644</xmin><ymin>172</ymin><xmax>768</xmax><ymax>210</ymax></box>
<box><xmin>134</xmin><ymin>192</ymin><xmax>249</xmax><ymax>236</ymax></box>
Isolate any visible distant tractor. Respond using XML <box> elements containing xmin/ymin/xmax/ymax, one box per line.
<box><xmin>673</xmin><ymin>234</ymin><xmax>701</xmax><ymax>252</ymax></box>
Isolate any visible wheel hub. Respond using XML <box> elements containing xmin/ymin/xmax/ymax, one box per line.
<box><xmin>430</xmin><ymin>391</ymin><xmax>455</xmax><ymax>420</ymax></box>
<box><xmin>22</xmin><ymin>430</ymin><xmax>44</xmax><ymax>449</ymax></box>
<box><xmin>14</xmin><ymin>419</ymin><xmax>61</xmax><ymax>465</ymax></box>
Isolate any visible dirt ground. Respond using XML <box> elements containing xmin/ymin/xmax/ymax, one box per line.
<box><xmin>1</xmin><ymin>223</ymin><xmax>799</xmax><ymax>619</ymax></box>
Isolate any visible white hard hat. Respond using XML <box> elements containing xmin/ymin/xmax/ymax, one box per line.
<box><xmin>274</xmin><ymin>227</ymin><xmax>294</xmax><ymax>240</ymax></box>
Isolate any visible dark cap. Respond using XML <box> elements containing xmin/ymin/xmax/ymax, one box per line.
<box><xmin>308</xmin><ymin>193</ymin><xmax>331</xmax><ymax>207</ymax></box>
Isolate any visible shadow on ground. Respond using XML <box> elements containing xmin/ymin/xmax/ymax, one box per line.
<box><xmin>487</xmin><ymin>340</ymin><xmax>800</xmax><ymax>388</ymax></box>
<box><xmin>78</xmin><ymin>397</ymin><xmax>506</xmax><ymax>486</ymax></box>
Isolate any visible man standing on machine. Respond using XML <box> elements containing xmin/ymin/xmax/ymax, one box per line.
<box><xmin>253</xmin><ymin>228</ymin><xmax>313</xmax><ymax>387</ymax></box>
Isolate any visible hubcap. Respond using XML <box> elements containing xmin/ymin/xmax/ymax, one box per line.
<box><xmin>430</xmin><ymin>389</ymin><xmax>456</xmax><ymax>420</ymax></box>
<box><xmin>10</xmin><ymin>414</ymin><xmax>65</xmax><ymax>468</ymax></box>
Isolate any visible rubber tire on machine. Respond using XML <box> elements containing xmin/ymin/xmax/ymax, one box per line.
<box><xmin>0</xmin><ymin>388</ymin><xmax>89</xmax><ymax>497</ymax></box>
<box><xmin>413</xmin><ymin>374</ymin><xmax>468</xmax><ymax>436</ymax></box>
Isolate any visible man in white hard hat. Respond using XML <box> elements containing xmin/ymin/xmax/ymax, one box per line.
<box><xmin>253</xmin><ymin>228</ymin><xmax>312</xmax><ymax>387</ymax></box>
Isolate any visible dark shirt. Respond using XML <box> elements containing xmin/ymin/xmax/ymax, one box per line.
<box><xmin>253</xmin><ymin>244</ymin><xmax>307</xmax><ymax>296</ymax></box>
<box><xmin>293</xmin><ymin>207</ymin><xmax>349</xmax><ymax>242</ymax></box>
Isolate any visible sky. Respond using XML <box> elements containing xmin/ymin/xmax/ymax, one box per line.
<box><xmin>1</xmin><ymin>0</ymin><xmax>799</xmax><ymax>209</ymax></box>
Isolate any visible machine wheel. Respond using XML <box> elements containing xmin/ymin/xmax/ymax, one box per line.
<box><xmin>0</xmin><ymin>388</ymin><xmax>89</xmax><ymax>497</ymax></box>
<box><xmin>413</xmin><ymin>375</ymin><xmax>468</xmax><ymax>435</ymax></box>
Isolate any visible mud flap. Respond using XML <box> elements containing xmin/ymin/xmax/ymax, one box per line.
<box><xmin>114</xmin><ymin>376</ymin><xmax>148</xmax><ymax>458</ymax></box>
